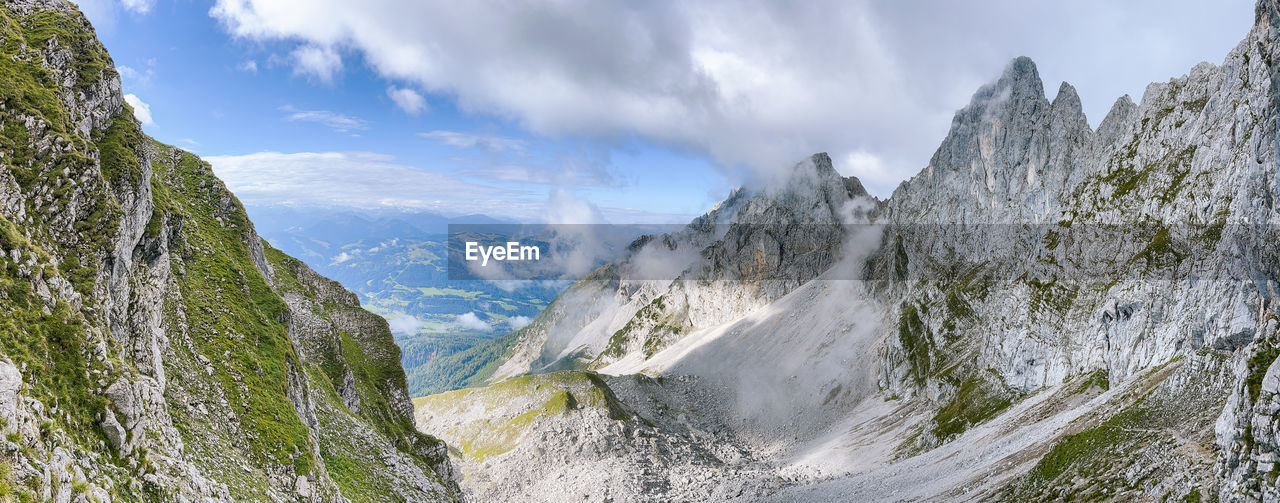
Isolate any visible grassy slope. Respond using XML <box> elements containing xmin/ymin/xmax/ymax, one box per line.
<box><xmin>0</xmin><ymin>4</ymin><xmax>145</xmax><ymax>499</ymax></box>
<box><xmin>0</xmin><ymin>2</ymin><xmax>455</xmax><ymax>500</ymax></box>
<box><xmin>413</xmin><ymin>370</ymin><xmax>631</xmax><ymax>463</ymax></box>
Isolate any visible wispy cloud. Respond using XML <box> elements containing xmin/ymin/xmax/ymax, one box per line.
<box><xmin>458</xmin><ymin>164</ymin><xmax>617</xmax><ymax>187</ymax></box>
<box><xmin>205</xmin><ymin>151</ymin><xmax>679</xmax><ymax>222</ymax></box>
<box><xmin>117</xmin><ymin>63</ymin><xmax>154</xmax><ymax>88</ymax></box>
<box><xmin>386</xmin><ymin>86</ymin><xmax>429</xmax><ymax>115</ymax></box>
<box><xmin>206</xmin><ymin>151</ymin><xmax>522</xmax><ymax>213</ymax></box>
<box><xmin>237</xmin><ymin>59</ymin><xmax>258</xmax><ymax>73</ymax></box>
<box><xmin>417</xmin><ymin>130</ymin><xmax>525</xmax><ymax>152</ymax></box>
<box><xmin>281</xmin><ymin>106</ymin><xmax>368</xmax><ymax>132</ymax></box>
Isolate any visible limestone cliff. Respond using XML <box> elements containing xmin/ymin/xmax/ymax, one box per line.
<box><xmin>0</xmin><ymin>0</ymin><xmax>460</xmax><ymax>500</ymax></box>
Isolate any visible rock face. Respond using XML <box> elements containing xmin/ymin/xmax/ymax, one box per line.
<box><xmin>491</xmin><ymin>152</ymin><xmax>874</xmax><ymax>380</ymax></box>
<box><xmin>415</xmin><ymin>371</ymin><xmax>786</xmax><ymax>502</ymax></box>
<box><xmin>0</xmin><ymin>1</ymin><xmax>460</xmax><ymax>500</ymax></box>
<box><xmin>415</xmin><ymin>0</ymin><xmax>1280</xmax><ymax>501</ymax></box>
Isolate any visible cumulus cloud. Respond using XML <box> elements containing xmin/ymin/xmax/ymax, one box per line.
<box><xmin>290</xmin><ymin>44</ymin><xmax>343</xmax><ymax>83</ymax></box>
<box><xmin>123</xmin><ymin>94</ymin><xmax>154</xmax><ymax>126</ymax></box>
<box><xmin>210</xmin><ymin>0</ymin><xmax>1250</xmax><ymax>196</ymax></box>
<box><xmin>206</xmin><ymin>151</ymin><xmax>524</xmax><ymax>213</ymax></box>
<box><xmin>282</xmin><ymin>107</ymin><xmax>369</xmax><ymax>132</ymax></box>
<box><xmin>386</xmin><ymin>86</ymin><xmax>429</xmax><ymax>115</ymax></box>
<box><xmin>507</xmin><ymin>316</ymin><xmax>533</xmax><ymax>331</ymax></box>
<box><xmin>454</xmin><ymin>312</ymin><xmax>490</xmax><ymax>332</ymax></box>
<box><xmin>545</xmin><ymin>188</ymin><xmax>603</xmax><ymax>225</ymax></box>
<box><xmin>387</xmin><ymin>313</ymin><xmax>423</xmax><ymax>336</ymax></box>
<box><xmin>331</xmin><ymin>251</ymin><xmax>354</xmax><ymax>264</ymax></box>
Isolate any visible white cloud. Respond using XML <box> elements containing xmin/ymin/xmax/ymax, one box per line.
<box><xmin>839</xmin><ymin>151</ymin><xmax>900</xmax><ymax>197</ymax></box>
<box><xmin>386</xmin><ymin>86</ymin><xmax>429</xmax><ymax>115</ymax></box>
<box><xmin>387</xmin><ymin>314</ymin><xmax>423</xmax><ymax>336</ymax></box>
<box><xmin>123</xmin><ymin>94</ymin><xmax>154</xmax><ymax>126</ymax></box>
<box><xmin>238</xmin><ymin>59</ymin><xmax>259</xmax><ymax>73</ymax></box>
<box><xmin>120</xmin><ymin>0</ymin><xmax>153</xmax><ymax>14</ymax></box>
<box><xmin>331</xmin><ymin>251</ymin><xmax>353</xmax><ymax>264</ymax></box>
<box><xmin>290</xmin><ymin>44</ymin><xmax>342</xmax><ymax>84</ymax></box>
<box><xmin>545</xmin><ymin>188</ymin><xmax>603</xmax><ymax>225</ymax></box>
<box><xmin>210</xmin><ymin>0</ymin><xmax>1252</xmax><ymax>197</ymax></box>
<box><xmin>205</xmin><ymin>151</ymin><xmax>530</xmax><ymax>214</ymax></box>
<box><xmin>366</xmin><ymin>238</ymin><xmax>398</xmax><ymax>253</ymax></box>
<box><xmin>282</xmin><ymin>107</ymin><xmax>368</xmax><ymax>132</ymax></box>
<box><xmin>454</xmin><ymin>312</ymin><xmax>490</xmax><ymax>332</ymax></box>
<box><xmin>457</xmin><ymin>164</ymin><xmax>615</xmax><ymax>187</ymax></box>
<box><xmin>507</xmin><ymin>315</ymin><xmax>533</xmax><ymax>331</ymax></box>
<box><xmin>417</xmin><ymin>130</ymin><xmax>524</xmax><ymax>152</ymax></box>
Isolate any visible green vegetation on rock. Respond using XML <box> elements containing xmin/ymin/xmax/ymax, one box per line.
<box><xmin>897</xmin><ymin>302</ymin><xmax>934</xmax><ymax>384</ymax></box>
<box><xmin>930</xmin><ymin>371</ymin><xmax>1017</xmax><ymax>442</ymax></box>
<box><xmin>0</xmin><ymin>2</ymin><xmax>461</xmax><ymax>499</ymax></box>
<box><xmin>414</xmin><ymin>371</ymin><xmax>631</xmax><ymax>462</ymax></box>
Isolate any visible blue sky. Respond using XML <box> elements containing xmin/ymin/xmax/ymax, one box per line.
<box><xmin>74</xmin><ymin>0</ymin><xmax>731</xmax><ymax>222</ymax></box>
<box><xmin>71</xmin><ymin>0</ymin><xmax>1255</xmax><ymax>223</ymax></box>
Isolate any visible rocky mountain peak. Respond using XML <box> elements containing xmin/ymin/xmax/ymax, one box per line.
<box><xmin>1000</xmin><ymin>55</ymin><xmax>1044</xmax><ymax>93</ymax></box>
<box><xmin>735</xmin><ymin>152</ymin><xmax>860</xmax><ymax>226</ymax></box>
<box><xmin>886</xmin><ymin>55</ymin><xmax>1078</xmax><ymax>223</ymax></box>
<box><xmin>802</xmin><ymin>152</ymin><xmax>872</xmax><ymax>200</ymax></box>
<box><xmin>901</xmin><ymin>57</ymin><xmax>1051</xmax><ymax>183</ymax></box>
<box><xmin>802</xmin><ymin>151</ymin><xmax>837</xmax><ymax>176</ymax></box>
<box><xmin>1050</xmin><ymin>82</ymin><xmax>1084</xmax><ymax>119</ymax></box>
<box><xmin>1096</xmin><ymin>94</ymin><xmax>1138</xmax><ymax>147</ymax></box>
<box><xmin>981</xmin><ymin>56</ymin><xmax>1049</xmax><ymax>123</ymax></box>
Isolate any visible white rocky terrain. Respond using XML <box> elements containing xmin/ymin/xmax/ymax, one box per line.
<box><xmin>414</xmin><ymin>0</ymin><xmax>1280</xmax><ymax>501</ymax></box>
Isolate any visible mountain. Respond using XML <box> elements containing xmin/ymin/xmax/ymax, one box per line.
<box><xmin>484</xmin><ymin>152</ymin><xmax>870</xmax><ymax>380</ymax></box>
<box><xmin>414</xmin><ymin>1</ymin><xmax>1280</xmax><ymax>501</ymax></box>
<box><xmin>248</xmin><ymin>206</ymin><xmax>563</xmax><ymax>397</ymax></box>
<box><xmin>0</xmin><ymin>1</ymin><xmax>461</xmax><ymax>500</ymax></box>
